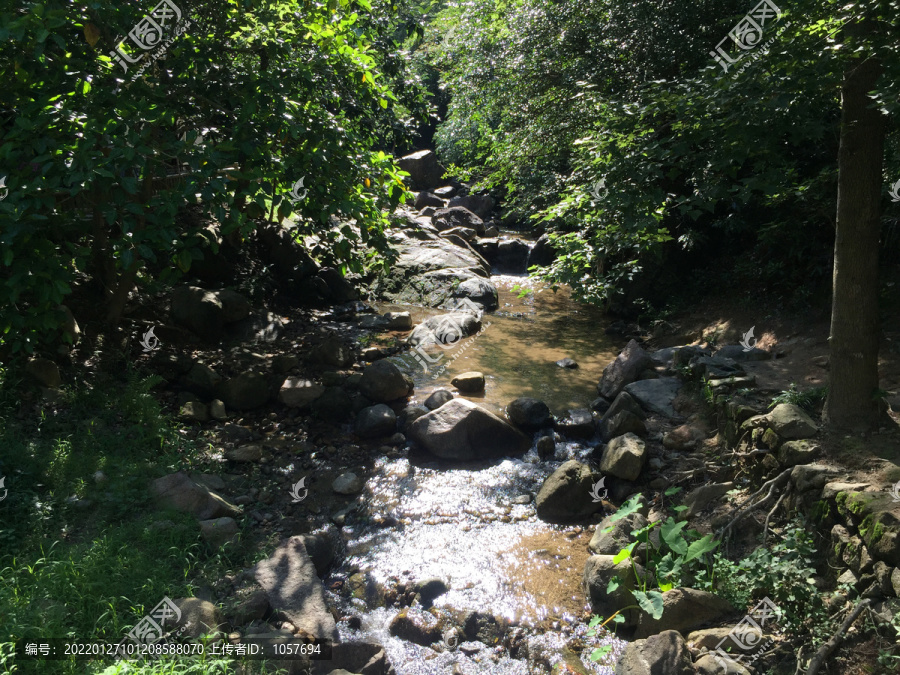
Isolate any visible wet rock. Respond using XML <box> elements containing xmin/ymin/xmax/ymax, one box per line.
<box><xmin>556</xmin><ymin>357</ymin><xmax>578</xmax><ymax>369</ymax></box>
<box><xmin>408</xmin><ymin>312</ymin><xmax>482</xmax><ymax>347</ymax></box>
<box><xmin>279</xmin><ymin>378</ymin><xmax>326</xmax><ymax>408</ymax></box>
<box><xmin>229</xmin><ymin>589</ymin><xmax>269</xmax><ymax>627</ymax></box>
<box><xmin>415</xmin><ymin>191</ymin><xmax>444</xmax><ymax>210</ymax></box>
<box><xmin>597</xmin><ymin>340</ymin><xmax>653</xmax><ymax>399</ymax></box>
<box><xmin>614</xmin><ymin>630</ymin><xmax>693</xmax><ymax>675</ymax></box>
<box><xmin>558</xmin><ymin>409</ymin><xmax>595</xmax><ymax>438</ymax></box>
<box><xmin>589</xmin><ymin>511</ymin><xmax>649</xmax><ymax>556</ymax></box>
<box><xmin>25</xmin><ymin>358</ymin><xmax>62</xmax><ymax>388</ymax></box>
<box><xmin>219</xmin><ymin>373</ymin><xmax>271</xmax><ymax>410</ymax></box>
<box><xmin>355</xmin><ymin>404</ymin><xmax>397</xmax><ymax>439</ymax></box>
<box><xmin>253</xmin><ymin>537</ymin><xmax>339</xmax><ymax>641</ymax></box>
<box><xmin>536</xmin><ymin>434</ymin><xmax>556</xmax><ymax>460</ymax></box>
<box><xmin>398</xmin><ymin>405</ymin><xmax>430</xmax><ymax>431</ymax></box>
<box><xmin>296</xmin><ymin>527</ymin><xmax>338</xmax><ymax>577</ymax></box>
<box><xmin>384</xmin><ymin>311</ymin><xmax>413</xmax><ymax>330</ymax></box>
<box><xmin>199</xmin><ymin>517</ymin><xmax>239</xmax><ymax>548</ymax></box>
<box><xmin>433</xmin><ymin>206</ymin><xmax>484</xmax><ymax>234</ymax></box>
<box><xmin>359</xmin><ymin>359</ymin><xmax>413</xmax><ymax>403</ymax></box>
<box><xmin>172</xmin><ymin>597</ymin><xmax>227</xmax><ymax>639</ymax></box>
<box><xmin>600</xmin><ymin>433</ymin><xmax>647</xmax><ymax>481</ymax></box>
<box><xmin>448</xmin><ymin>194</ymin><xmax>494</xmax><ymax>220</ymax></box>
<box><xmin>312</xmin><ymin>641</ymin><xmax>388</xmax><ymax>675</ymax></box>
<box><xmin>768</xmin><ymin>403</ymin><xmax>818</xmax><ymax>439</ymax></box>
<box><xmin>584</xmin><ymin>555</ymin><xmax>648</xmax><ymax>627</ymax></box>
<box><xmin>310</xmin><ymin>340</ymin><xmax>354</xmax><ymax>368</ymax></box>
<box><xmin>507</xmin><ymin>397</ymin><xmax>553</xmax><ymax>430</ymax></box>
<box><xmin>333</xmin><ymin>472</ymin><xmax>364</xmax><ymax>495</ymax></box>
<box><xmin>633</xmin><ymin>588</ymin><xmax>736</xmax><ymax>639</ymax></box>
<box><xmin>535</xmin><ymin>460</ymin><xmax>601</xmax><ymax>522</ymax></box>
<box><xmin>414</xmin><ymin>578</ymin><xmax>449</xmax><ymax>607</ymax></box>
<box><xmin>209</xmin><ymin>399</ymin><xmax>227</xmax><ymax>420</ymax></box>
<box><xmin>451</xmin><ymin>371</ymin><xmax>485</xmax><ymax>393</ymax></box>
<box><xmin>407</xmin><ymin>398</ymin><xmax>531</xmax><ymax>460</ymax></box>
<box><xmin>526</xmin><ymin>233</ymin><xmax>556</xmax><ymax>268</ymax></box>
<box><xmin>442</xmin><ymin>226</ymin><xmax>478</xmax><ymax>243</ymax></box>
<box><xmin>455</xmin><ymin>276</ymin><xmax>499</xmax><ymax>309</ymax></box>
<box><xmin>777</xmin><ymin>439</ymin><xmax>822</xmax><ymax>466</ymax></box>
<box><xmin>495</xmin><ymin>239</ymin><xmax>530</xmax><ymax>273</ymax></box>
<box><xmin>397</xmin><ymin>150</ymin><xmax>446</xmax><ymax>190</ymax></box>
<box><xmin>180</xmin><ymin>401</ymin><xmax>209</xmax><ymax>422</ymax></box>
<box><xmin>681</xmin><ymin>482</ymin><xmax>734</xmax><ymax>520</ymax></box>
<box><xmin>590</xmin><ymin>397</ymin><xmax>611</xmax><ymax>415</ymax></box>
<box><xmin>623</xmin><ymin>377</ymin><xmax>683</xmax><ymax>418</ymax></box>
<box><xmin>463</xmin><ymin>611</ymin><xmax>502</xmax><ymax>644</ymax></box>
<box><xmin>605</xmin><ymin>411</ymin><xmax>646</xmax><ymax>438</ymax></box>
<box><xmin>663</xmin><ymin>424</ymin><xmax>704</xmax><ymax>450</ymax></box>
<box><xmin>424</xmin><ymin>390</ymin><xmax>454</xmax><ymax>410</ymax></box>
<box><xmin>180</xmin><ymin>362</ymin><xmax>222</xmax><ymax>398</ymax></box>
<box><xmin>311</xmin><ymin>387</ymin><xmax>353</xmax><ymax>423</ymax></box>
<box><xmin>225</xmin><ymin>444</ymin><xmax>263</xmax><ymax>462</ymax></box>
<box><xmin>388</xmin><ymin>607</ymin><xmax>441</xmax><ymax>645</ymax></box>
<box><xmin>151</xmin><ymin>472</ymin><xmax>240</xmax><ymax>519</ymax></box>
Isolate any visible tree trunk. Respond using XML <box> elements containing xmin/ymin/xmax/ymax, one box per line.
<box><xmin>824</xmin><ymin>51</ymin><xmax>886</xmax><ymax>430</ymax></box>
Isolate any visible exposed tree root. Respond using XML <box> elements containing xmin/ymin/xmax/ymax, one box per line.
<box><xmin>717</xmin><ymin>468</ymin><xmax>793</xmax><ymax>541</ymax></box>
<box><xmin>805</xmin><ymin>598</ymin><xmax>872</xmax><ymax>675</ymax></box>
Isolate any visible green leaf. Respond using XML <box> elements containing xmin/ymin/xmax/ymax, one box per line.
<box><xmin>606</xmin><ymin>577</ymin><xmax>621</xmax><ymax>594</ymax></box>
<box><xmin>608</xmin><ymin>494</ymin><xmax>643</xmax><ymax>523</ymax></box>
<box><xmin>613</xmin><ymin>542</ymin><xmax>636</xmax><ymax>564</ymax></box>
<box><xmin>632</xmin><ymin>589</ymin><xmax>664</xmax><ymax>619</ymax></box>
<box><xmin>660</xmin><ymin>518</ymin><xmax>688</xmax><ymax>555</ymax></box>
<box><xmin>683</xmin><ymin>534</ymin><xmax>719</xmax><ymax>564</ymax></box>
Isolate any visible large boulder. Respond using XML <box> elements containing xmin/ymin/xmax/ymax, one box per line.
<box><xmin>623</xmin><ymin>378</ymin><xmax>683</xmax><ymax>418</ymax></box>
<box><xmin>767</xmin><ymin>403</ymin><xmax>818</xmax><ymax>439</ymax></box>
<box><xmin>455</xmin><ymin>277</ymin><xmax>499</xmax><ymax>310</ymax></box>
<box><xmin>218</xmin><ymin>372</ymin><xmax>271</xmax><ymax>410</ymax></box>
<box><xmin>359</xmin><ymin>360</ymin><xmax>412</xmax><ymax>403</ymax></box>
<box><xmin>415</xmin><ymin>191</ymin><xmax>444</xmax><ymax>210</ymax></box>
<box><xmin>151</xmin><ymin>472</ymin><xmax>241</xmax><ymax>520</ymax></box>
<box><xmin>614</xmin><ymin>630</ymin><xmax>694</xmax><ymax>675</ymax></box>
<box><xmin>535</xmin><ymin>460</ymin><xmax>601</xmax><ymax>522</ymax></box>
<box><xmin>495</xmin><ymin>239</ymin><xmax>530</xmax><ymax>273</ymax></box>
<box><xmin>600</xmin><ymin>433</ymin><xmax>648</xmax><ymax>481</ymax></box>
<box><xmin>433</xmin><ymin>206</ymin><xmax>484</xmax><ymax>234</ymax></box>
<box><xmin>171</xmin><ymin>286</ymin><xmax>251</xmax><ymax>342</ymax></box>
<box><xmin>253</xmin><ymin>537</ymin><xmax>339</xmax><ymax>641</ymax></box>
<box><xmin>24</xmin><ymin>358</ymin><xmax>61</xmax><ymax>388</ymax></box>
<box><xmin>598</xmin><ymin>340</ymin><xmax>653</xmax><ymax>399</ymax></box>
<box><xmin>397</xmin><ymin>150</ymin><xmax>446</xmax><ymax>190</ymax></box>
<box><xmin>584</xmin><ymin>555</ymin><xmax>649</xmax><ymax>627</ymax></box>
<box><xmin>408</xmin><ymin>312</ymin><xmax>482</xmax><ymax>348</ymax></box>
<box><xmin>633</xmin><ymin>588</ymin><xmax>736</xmax><ymax>639</ymax></box>
<box><xmin>589</xmin><ymin>511</ymin><xmax>649</xmax><ymax>556</ymax></box>
<box><xmin>279</xmin><ymin>378</ymin><xmax>326</xmax><ymax>408</ymax></box>
<box><xmin>507</xmin><ymin>397</ymin><xmax>553</xmax><ymax>430</ymax></box>
<box><xmin>355</xmin><ymin>404</ymin><xmax>397</xmax><ymax>439</ymax></box>
<box><xmin>448</xmin><ymin>194</ymin><xmax>494</xmax><ymax>220</ymax></box>
<box><xmin>526</xmin><ymin>234</ymin><xmax>556</xmax><ymax>268</ymax></box>
<box><xmin>407</xmin><ymin>398</ymin><xmax>531</xmax><ymax>460</ymax></box>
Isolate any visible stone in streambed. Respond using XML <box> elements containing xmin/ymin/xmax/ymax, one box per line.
<box><xmin>614</xmin><ymin>630</ymin><xmax>694</xmax><ymax>675</ymax></box>
<box><xmin>199</xmin><ymin>517</ymin><xmax>239</xmax><ymax>549</ymax></box>
<box><xmin>388</xmin><ymin>607</ymin><xmax>441</xmax><ymax>646</ymax></box>
<box><xmin>279</xmin><ymin>377</ymin><xmax>325</xmax><ymax>408</ymax></box>
<box><xmin>355</xmin><ymin>404</ymin><xmax>397</xmax><ymax>439</ymax></box>
<box><xmin>535</xmin><ymin>460</ymin><xmax>601</xmax><ymax>522</ymax></box>
<box><xmin>424</xmin><ymin>389</ymin><xmax>454</xmax><ymax>410</ymax></box>
<box><xmin>600</xmin><ymin>433</ymin><xmax>647</xmax><ymax>481</ymax></box>
<box><xmin>333</xmin><ymin>472</ymin><xmax>364</xmax><ymax>495</ymax></box>
<box><xmin>451</xmin><ymin>371</ymin><xmax>485</xmax><ymax>393</ymax></box>
<box><xmin>506</xmin><ymin>397</ymin><xmax>553</xmax><ymax>430</ymax></box>
<box><xmin>359</xmin><ymin>359</ymin><xmax>413</xmax><ymax>403</ymax></box>
<box><xmin>597</xmin><ymin>339</ymin><xmax>652</xmax><ymax>399</ymax></box>
<box><xmin>633</xmin><ymin>588</ymin><xmax>736</xmax><ymax>639</ymax></box>
<box><xmin>556</xmin><ymin>357</ymin><xmax>578</xmax><ymax>369</ymax></box>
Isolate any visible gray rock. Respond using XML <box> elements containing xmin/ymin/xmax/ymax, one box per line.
<box><xmin>535</xmin><ymin>460</ymin><xmax>601</xmax><ymax>522</ymax></box>
<box><xmin>229</xmin><ymin>589</ymin><xmax>269</xmax><ymax>627</ymax></box>
<box><xmin>633</xmin><ymin>588</ymin><xmax>736</xmax><ymax>639</ymax></box>
<box><xmin>623</xmin><ymin>377</ymin><xmax>683</xmax><ymax>418</ymax></box>
<box><xmin>170</xmin><ymin>286</ymin><xmax>227</xmax><ymax>341</ymax></box>
<box><xmin>495</xmin><ymin>239</ymin><xmax>530</xmax><ymax>273</ymax></box>
<box><xmin>151</xmin><ymin>472</ymin><xmax>240</xmax><ymax>520</ymax></box>
<box><xmin>614</xmin><ymin>630</ymin><xmax>694</xmax><ymax>675</ymax></box>
<box><xmin>408</xmin><ymin>312</ymin><xmax>482</xmax><ymax>347</ymax></box>
<box><xmin>433</xmin><ymin>206</ymin><xmax>484</xmax><ymax>234</ymax></box>
<box><xmin>716</xmin><ymin>344</ymin><xmax>771</xmax><ymax>362</ymax></box>
<box><xmin>442</xmin><ymin>226</ymin><xmax>478</xmax><ymax>243</ymax></box>
<box><xmin>507</xmin><ymin>397</ymin><xmax>553</xmax><ymax>430</ymax></box>
<box><xmin>598</xmin><ymin>340</ymin><xmax>653</xmax><ymax>399</ymax></box>
<box><xmin>414</xmin><ymin>578</ymin><xmax>449</xmax><ymax>607</ymax></box>
<box><xmin>791</xmin><ymin>464</ymin><xmax>841</xmax><ymax>493</ymax></box>
<box><xmin>311</xmin><ymin>387</ymin><xmax>353</xmax><ymax>423</ymax></box>
<box><xmin>556</xmin><ymin>357</ymin><xmax>578</xmax><ymax>369</ymax></box>
<box><xmin>355</xmin><ymin>404</ymin><xmax>397</xmax><ymax>439</ymax></box>
<box><xmin>332</xmin><ymin>472</ymin><xmax>364</xmax><ymax>495</ymax></box>
<box><xmin>589</xmin><ymin>512</ymin><xmax>649</xmax><ymax>556</ymax></box>
<box><xmin>397</xmin><ymin>150</ymin><xmax>446</xmax><ymax>190</ymax></box>
<box><xmin>253</xmin><ymin>537</ymin><xmax>339</xmax><ymax>641</ymax></box>
<box><xmin>359</xmin><ymin>360</ymin><xmax>412</xmax><ymax>403</ymax></box>
<box><xmin>199</xmin><ymin>517</ymin><xmax>239</xmax><ymax>548</ymax></box>
<box><xmin>398</xmin><ymin>405</ymin><xmax>430</xmax><ymax>430</ymax></box>
<box><xmin>219</xmin><ymin>373</ymin><xmax>270</xmax><ymax>410</ymax></box>
<box><xmin>681</xmin><ymin>482</ymin><xmax>734</xmax><ymax>519</ymax></box>
<box><xmin>209</xmin><ymin>399</ymin><xmax>227</xmax><ymax>421</ymax></box>
<box><xmin>693</xmin><ymin>653</ymin><xmax>752</xmax><ymax>675</ymax></box>
<box><xmin>172</xmin><ymin>597</ymin><xmax>226</xmax><ymax>639</ymax></box>
<box><xmin>384</xmin><ymin>311</ymin><xmax>413</xmax><ymax>330</ymax></box>
<box><xmin>662</xmin><ymin>424</ymin><xmax>704</xmax><ymax>450</ymax></box>
<box><xmin>388</xmin><ymin>607</ymin><xmax>441</xmax><ymax>646</ymax></box>
<box><xmin>526</xmin><ymin>233</ymin><xmax>555</xmax><ymax>268</ymax></box>
<box><xmin>778</xmin><ymin>440</ymin><xmax>823</xmax><ymax>466</ymax></box>
<box><xmin>297</xmin><ymin>527</ymin><xmax>338</xmax><ymax>577</ymax></box>
<box><xmin>456</xmin><ymin>276</ymin><xmax>499</xmax><ymax>310</ymax></box>
<box><xmin>536</xmin><ymin>434</ymin><xmax>556</xmax><ymax>460</ymax></box>
<box><xmin>407</xmin><ymin>398</ymin><xmax>531</xmax><ymax>460</ymax></box>
<box><xmin>415</xmin><ymin>191</ymin><xmax>444</xmax><ymax>210</ymax></box>
<box><xmin>24</xmin><ymin>358</ymin><xmax>61</xmax><ymax>388</ymax></box>
<box><xmin>605</xmin><ymin>411</ymin><xmax>647</xmax><ymax>438</ymax></box>
<box><xmin>434</xmin><ymin>186</ymin><xmax>457</xmax><ymax>198</ymax></box>
<box><xmin>590</xmin><ymin>397</ymin><xmax>611</xmax><ymax>415</ymax></box>
<box><xmin>225</xmin><ymin>444</ymin><xmax>263</xmax><ymax>463</ymax></box>
<box><xmin>558</xmin><ymin>409</ymin><xmax>595</xmax><ymax>438</ymax></box>
<box><xmin>768</xmin><ymin>403</ymin><xmax>818</xmax><ymax>439</ymax></box>
<box><xmin>584</xmin><ymin>555</ymin><xmax>648</xmax><ymax>627</ymax></box>
<box><xmin>310</xmin><ymin>340</ymin><xmax>354</xmax><ymax>368</ymax></box>
<box><xmin>216</xmin><ymin>288</ymin><xmax>252</xmax><ymax>323</ymax></box>
<box><xmin>424</xmin><ymin>390</ymin><xmax>454</xmax><ymax>410</ymax></box>
<box><xmin>180</xmin><ymin>362</ymin><xmax>223</xmax><ymax>398</ymax></box>
<box><xmin>279</xmin><ymin>377</ymin><xmax>326</xmax><ymax>408</ymax></box>
<box><xmin>448</xmin><ymin>194</ymin><xmax>494</xmax><ymax>220</ymax></box>
<box><xmin>180</xmin><ymin>401</ymin><xmax>209</xmax><ymax>422</ymax></box>
<box><xmin>600</xmin><ymin>433</ymin><xmax>648</xmax><ymax>481</ymax></box>
<box><xmin>451</xmin><ymin>371</ymin><xmax>485</xmax><ymax>393</ymax></box>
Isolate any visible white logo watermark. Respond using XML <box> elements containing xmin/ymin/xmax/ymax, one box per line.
<box><xmin>411</xmin><ymin>298</ymin><xmax>492</xmax><ymax>379</ymax></box>
<box><xmin>108</xmin><ymin>0</ymin><xmax>194</xmax><ymax>83</ymax></box>
<box><xmin>590</xmin><ymin>178</ymin><xmax>608</xmax><ymax>201</ymax></box>
<box><xmin>443</xmin><ymin>629</ymin><xmax>459</xmax><ymax>649</ymax></box>
<box><xmin>290</xmin><ymin>477</ymin><xmax>308</xmax><ymax>503</ymax></box>
<box><xmin>0</xmin><ymin>176</ymin><xmax>8</xmax><ymax>201</ymax></box>
<box><xmin>712</xmin><ymin>597</ymin><xmax>782</xmax><ymax>670</ymax></box>
<box><xmin>289</xmin><ymin>177</ymin><xmax>308</xmax><ymax>203</ymax></box>
<box><xmin>739</xmin><ymin>326</ymin><xmax>757</xmax><ymax>352</ymax></box>
<box><xmin>889</xmin><ymin>180</ymin><xmax>900</xmax><ymax>203</ymax></box>
<box><xmin>114</xmin><ymin>596</ymin><xmax>192</xmax><ymax>659</ymax></box>
<box><xmin>589</xmin><ymin>477</ymin><xmax>608</xmax><ymax>503</ymax></box>
<box><xmin>709</xmin><ymin>0</ymin><xmax>787</xmax><ymax>74</ymax></box>
<box><xmin>0</xmin><ymin>475</ymin><xmax>7</xmax><ymax>502</ymax></box>
<box><xmin>140</xmin><ymin>326</ymin><xmax>160</xmax><ymax>352</ymax></box>
<box><xmin>890</xmin><ymin>480</ymin><xmax>900</xmax><ymax>503</ymax></box>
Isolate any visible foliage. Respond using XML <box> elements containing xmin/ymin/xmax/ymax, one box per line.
<box><xmin>769</xmin><ymin>384</ymin><xmax>828</xmax><ymax>413</ymax></box>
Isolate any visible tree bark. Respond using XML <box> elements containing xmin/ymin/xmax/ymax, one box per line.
<box><xmin>824</xmin><ymin>49</ymin><xmax>886</xmax><ymax>430</ymax></box>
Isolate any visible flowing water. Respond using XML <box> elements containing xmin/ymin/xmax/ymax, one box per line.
<box><xmin>328</xmin><ymin>276</ymin><xmax>626</xmax><ymax>673</ymax></box>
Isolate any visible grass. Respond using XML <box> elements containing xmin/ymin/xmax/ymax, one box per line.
<box><xmin>0</xmin><ymin>365</ymin><xmax>284</xmax><ymax>674</ymax></box>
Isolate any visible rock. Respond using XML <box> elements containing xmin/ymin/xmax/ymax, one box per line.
<box><xmin>172</xmin><ymin>597</ymin><xmax>226</xmax><ymax>639</ymax></box>
<box><xmin>768</xmin><ymin>403</ymin><xmax>818</xmax><ymax>439</ymax></box>
<box><xmin>526</xmin><ymin>233</ymin><xmax>556</xmax><ymax>268</ymax></box>
<box><xmin>279</xmin><ymin>378</ymin><xmax>326</xmax><ymax>408</ymax></box>
<box><xmin>397</xmin><ymin>150</ymin><xmax>446</xmax><ymax>190</ymax></box>
<box><xmin>623</xmin><ymin>377</ymin><xmax>683</xmax><ymax>418</ymax></box>
<box><xmin>229</xmin><ymin>589</ymin><xmax>269</xmax><ymax>627</ymax></box>
<box><xmin>415</xmin><ymin>191</ymin><xmax>444</xmax><ymax>210</ymax></box>
<box><xmin>219</xmin><ymin>373</ymin><xmax>270</xmax><ymax>410</ymax></box>
<box><xmin>693</xmin><ymin>654</ymin><xmax>752</xmax><ymax>675</ymax></box>
<box><xmin>170</xmin><ymin>286</ymin><xmax>227</xmax><ymax>341</ymax></box>
<box><xmin>333</xmin><ymin>472</ymin><xmax>364</xmax><ymax>495</ymax></box>
<box><xmin>318</xmin><ymin>267</ymin><xmax>359</xmax><ymax>303</ymax></box>
<box><xmin>584</xmin><ymin>555</ymin><xmax>648</xmax><ymax>627</ymax></box>
<box><xmin>535</xmin><ymin>460</ymin><xmax>601</xmax><ymax>522</ymax></box>
<box><xmin>598</xmin><ymin>340</ymin><xmax>653</xmax><ymax>399</ymax></box>
<box><xmin>199</xmin><ymin>517</ymin><xmax>239</xmax><ymax>548</ymax></box>
<box><xmin>355</xmin><ymin>405</ymin><xmax>397</xmax><ymax>439</ymax></box>
<box><xmin>463</xmin><ymin>611</ymin><xmax>503</xmax><ymax>644</ymax></box>
<box><xmin>556</xmin><ymin>357</ymin><xmax>578</xmax><ymax>369</ymax></box>
<box><xmin>507</xmin><ymin>397</ymin><xmax>553</xmax><ymax>430</ymax></box>
<box><xmin>180</xmin><ymin>401</ymin><xmax>209</xmax><ymax>422</ymax></box>
<box><xmin>681</xmin><ymin>482</ymin><xmax>734</xmax><ymax>519</ymax></box>
<box><xmin>24</xmin><ymin>358</ymin><xmax>61</xmax><ymax>388</ymax></box>
<box><xmin>57</xmin><ymin>305</ymin><xmax>80</xmax><ymax>345</ymax></box>
<box><xmin>600</xmin><ymin>433</ymin><xmax>648</xmax><ymax>481</ymax></box>
<box><xmin>414</xmin><ymin>578</ymin><xmax>449</xmax><ymax>607</ymax></box>
<box><xmin>312</xmin><ymin>641</ymin><xmax>388</xmax><ymax>675</ymax></box>
<box><xmin>407</xmin><ymin>398</ymin><xmax>531</xmax><ymax>460</ymax></box>
<box><xmin>663</xmin><ymin>424</ymin><xmax>704</xmax><ymax>450</ymax></box>
<box><xmin>225</xmin><ymin>444</ymin><xmax>263</xmax><ymax>462</ymax></box>
<box><xmin>398</xmin><ymin>405</ymin><xmax>430</xmax><ymax>430</ymax></box>
<box><xmin>558</xmin><ymin>409</ymin><xmax>595</xmax><ymax>438</ymax></box>
<box><xmin>216</xmin><ymin>289</ymin><xmax>252</xmax><ymax>323</ymax></box>
<box><xmin>384</xmin><ymin>311</ymin><xmax>413</xmax><ymax>330</ymax></box>
<box><xmin>483</xmin><ymin>225</ymin><xmax>499</xmax><ymax>238</ymax></box>
<box><xmin>209</xmin><ymin>399</ymin><xmax>227</xmax><ymax>420</ymax></box>
<box><xmin>255</xmin><ymin>224</ymin><xmax>319</xmax><ymax>283</ymax></box>
<box><xmin>434</xmin><ymin>186</ymin><xmax>457</xmax><ymax>199</ymax></box>
<box><xmin>791</xmin><ymin>464</ymin><xmax>840</xmax><ymax>493</ymax></box>
<box><xmin>388</xmin><ymin>607</ymin><xmax>441</xmax><ymax>646</ymax></box>
<box><xmin>614</xmin><ymin>630</ymin><xmax>693</xmax><ymax>675</ymax></box>
<box><xmin>778</xmin><ymin>440</ymin><xmax>823</xmax><ymax>466</ymax></box>
<box><xmin>433</xmin><ymin>206</ymin><xmax>484</xmax><ymax>234</ymax></box>
<box><xmin>151</xmin><ymin>472</ymin><xmax>240</xmax><ymax>519</ymax></box>
<box><xmin>633</xmin><ymin>588</ymin><xmax>736</xmax><ymax>639</ymax></box>
<box><xmin>408</xmin><ymin>312</ymin><xmax>482</xmax><ymax>348</ymax></box>
<box><xmin>495</xmin><ymin>239</ymin><xmax>530</xmax><ymax>273</ymax></box>
<box><xmin>180</xmin><ymin>362</ymin><xmax>223</xmax><ymax>398</ymax></box>
<box><xmin>893</xmin><ymin>567</ymin><xmax>900</xmax><ymax>597</ymax></box>
<box><xmin>589</xmin><ymin>511</ymin><xmax>649</xmax><ymax>556</ymax></box>
<box><xmin>424</xmin><ymin>390</ymin><xmax>454</xmax><ymax>410</ymax></box>
<box><xmin>272</xmin><ymin>354</ymin><xmax>300</xmax><ymax>374</ymax></box>
<box><xmin>442</xmin><ymin>226</ymin><xmax>478</xmax><ymax>243</ymax></box>
<box><xmin>306</xmin><ymin>387</ymin><xmax>350</xmax><ymax>424</ymax></box>
<box><xmin>448</xmin><ymin>194</ymin><xmax>494</xmax><ymax>220</ymax></box>
<box><xmin>451</xmin><ymin>371</ymin><xmax>485</xmax><ymax>393</ymax></box>
<box><xmin>455</xmin><ymin>276</ymin><xmax>499</xmax><ymax>310</ymax></box>
<box><xmin>253</xmin><ymin>537</ymin><xmax>339</xmax><ymax>641</ymax></box>
<box><xmin>297</xmin><ymin>528</ymin><xmax>338</xmax><ymax>577</ymax></box>
<box><xmin>536</xmin><ymin>434</ymin><xmax>556</xmax><ymax>460</ymax></box>
<box><xmin>686</xmin><ymin>626</ymin><xmax>764</xmax><ymax>656</ymax></box>
<box><xmin>310</xmin><ymin>340</ymin><xmax>354</xmax><ymax>368</ymax></box>
<box><xmin>716</xmin><ymin>344</ymin><xmax>771</xmax><ymax>362</ymax></box>
<box><xmin>359</xmin><ymin>360</ymin><xmax>412</xmax><ymax>403</ymax></box>
<box><xmin>605</xmin><ymin>411</ymin><xmax>647</xmax><ymax>438</ymax></box>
